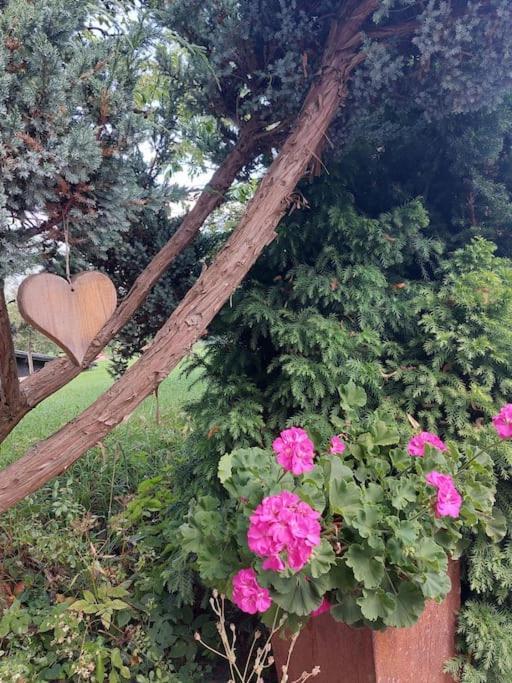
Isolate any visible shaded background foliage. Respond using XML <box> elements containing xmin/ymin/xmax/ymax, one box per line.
<box><xmin>185</xmin><ymin>99</ymin><xmax>512</xmax><ymax>447</ymax></box>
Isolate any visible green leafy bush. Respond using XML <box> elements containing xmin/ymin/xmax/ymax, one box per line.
<box><xmin>188</xmin><ymin>199</ymin><xmax>512</xmax><ymax>454</ymax></box>
<box><xmin>181</xmin><ymin>388</ymin><xmax>500</xmax><ymax>632</ymax></box>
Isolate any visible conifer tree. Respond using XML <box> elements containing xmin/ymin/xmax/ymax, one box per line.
<box><xmin>0</xmin><ymin>0</ymin><xmax>158</xmax><ymax>279</ymax></box>
<box><xmin>3</xmin><ymin>0</ymin><xmax>512</xmax><ymax>512</ymax></box>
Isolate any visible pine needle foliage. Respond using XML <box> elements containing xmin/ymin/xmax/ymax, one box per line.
<box><xmin>187</xmin><ymin>187</ymin><xmax>512</xmax><ymax>454</ymax></box>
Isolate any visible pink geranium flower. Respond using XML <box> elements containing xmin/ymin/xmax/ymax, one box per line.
<box><xmin>329</xmin><ymin>435</ymin><xmax>346</xmax><ymax>455</ymax></box>
<box><xmin>426</xmin><ymin>470</ymin><xmax>462</xmax><ymax>518</ymax></box>
<box><xmin>231</xmin><ymin>568</ymin><xmax>272</xmax><ymax>614</ymax></box>
<box><xmin>247</xmin><ymin>491</ymin><xmax>321</xmax><ymax>572</ymax></box>
<box><xmin>492</xmin><ymin>404</ymin><xmax>512</xmax><ymax>439</ymax></box>
<box><xmin>407</xmin><ymin>431</ymin><xmax>447</xmax><ymax>457</ymax></box>
<box><xmin>310</xmin><ymin>597</ymin><xmax>330</xmax><ymax>617</ymax></box>
<box><xmin>425</xmin><ymin>471</ymin><xmax>454</xmax><ymax>489</ymax></box>
<box><xmin>436</xmin><ymin>484</ymin><xmax>463</xmax><ymax>518</ymax></box>
<box><xmin>272</xmin><ymin>427</ymin><xmax>315</xmax><ymax>475</ymax></box>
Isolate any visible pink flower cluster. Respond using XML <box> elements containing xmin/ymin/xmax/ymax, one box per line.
<box><xmin>247</xmin><ymin>491</ymin><xmax>321</xmax><ymax>572</ymax></box>
<box><xmin>492</xmin><ymin>404</ymin><xmax>512</xmax><ymax>439</ymax></box>
<box><xmin>407</xmin><ymin>431</ymin><xmax>447</xmax><ymax>457</ymax></box>
<box><xmin>231</xmin><ymin>568</ymin><xmax>272</xmax><ymax>614</ymax></box>
<box><xmin>330</xmin><ymin>435</ymin><xmax>346</xmax><ymax>454</ymax></box>
<box><xmin>272</xmin><ymin>427</ymin><xmax>315</xmax><ymax>475</ymax></box>
<box><xmin>425</xmin><ymin>471</ymin><xmax>462</xmax><ymax>518</ymax></box>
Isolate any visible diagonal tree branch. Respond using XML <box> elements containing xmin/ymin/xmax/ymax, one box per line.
<box><xmin>366</xmin><ymin>20</ymin><xmax>418</xmax><ymax>40</ymax></box>
<box><xmin>0</xmin><ymin>281</ymin><xmax>24</xmax><ymax>415</ymax></box>
<box><xmin>0</xmin><ymin>0</ymin><xmax>379</xmax><ymax>512</ymax></box>
<box><xmin>0</xmin><ymin>120</ymin><xmax>271</xmax><ymax>443</ymax></box>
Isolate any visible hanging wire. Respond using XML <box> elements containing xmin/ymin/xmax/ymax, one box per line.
<box><xmin>27</xmin><ymin>328</ymin><xmax>34</xmax><ymax>375</ymax></box>
<box><xmin>154</xmin><ymin>383</ymin><xmax>161</xmax><ymax>426</ymax></box>
<box><xmin>63</xmin><ymin>213</ymin><xmax>74</xmax><ymax>290</ymax></box>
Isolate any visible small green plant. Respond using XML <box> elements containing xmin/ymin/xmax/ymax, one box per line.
<box><xmin>69</xmin><ymin>583</ymin><xmax>132</xmax><ymax>631</ymax></box>
<box><xmin>182</xmin><ymin>385</ymin><xmax>502</xmax><ymax>632</ymax></box>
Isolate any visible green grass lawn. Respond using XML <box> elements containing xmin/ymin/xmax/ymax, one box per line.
<box><xmin>0</xmin><ymin>357</ymin><xmax>204</xmax><ymax>481</ymax></box>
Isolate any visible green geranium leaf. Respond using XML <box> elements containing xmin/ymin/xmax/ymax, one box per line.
<box><xmin>386</xmin><ymin>582</ymin><xmax>425</xmax><ymax>628</ymax></box>
<box><xmin>328</xmin><ymin>563</ymin><xmax>358</xmax><ymax>591</ymax></box>
<box><xmin>367</xmin><ymin>533</ymin><xmax>386</xmax><ymax>551</ymax></box>
<box><xmin>352</xmin><ymin>505</ymin><xmax>381</xmax><ymax>539</ymax></box>
<box><xmin>357</xmin><ymin>589</ymin><xmax>395</xmax><ymax>622</ymax></box>
<box><xmin>218</xmin><ymin>448</ymin><xmax>291</xmax><ymax>502</ymax></box>
<box><xmin>465</xmin><ymin>481</ymin><xmax>495</xmax><ymax>508</ymax></box>
<box><xmin>371</xmin><ymin>420</ymin><xmax>400</xmax><ymax>446</ymax></box>
<box><xmin>462</xmin><ymin>446</ymin><xmax>493</xmax><ymax>472</ymax></box>
<box><xmin>329</xmin><ymin>480</ymin><xmax>362</xmax><ymax>519</ymax></box>
<box><xmin>391</xmin><ymin>520</ymin><xmax>419</xmax><ymax>545</ymax></box>
<box><xmin>388</xmin><ymin>477</ymin><xmax>417</xmax><ymax>510</ymax></box>
<box><xmin>357</xmin><ymin>433</ymin><xmax>375</xmax><ymax>451</ymax></box>
<box><xmin>218</xmin><ymin>453</ymin><xmax>233</xmax><ymax>485</ymax></box>
<box><xmin>422</xmin><ymin>446</ymin><xmax>451</xmax><ymax>472</ymax></box>
<box><xmin>484</xmin><ymin>507</ymin><xmax>507</xmax><ymax>542</ymax></box>
<box><xmin>387</xmin><ymin>538</ymin><xmax>405</xmax><ymax>564</ymax></box>
<box><xmin>435</xmin><ymin>526</ymin><xmax>462</xmax><ymax>553</ymax></box>
<box><xmin>373</xmin><ymin>458</ymin><xmax>391</xmax><ymax>479</ymax></box>
<box><xmin>329</xmin><ymin>457</ymin><xmax>354</xmax><ymax>483</ymax></box>
<box><xmin>365</xmin><ymin>483</ymin><xmax>384</xmax><ymax>504</ymax></box>
<box><xmin>195</xmin><ymin>546</ymin><xmax>238</xmax><ymax>583</ymax></box>
<box><xmin>298</xmin><ymin>466</ymin><xmax>327</xmax><ymax>512</ymax></box>
<box><xmin>422</xmin><ymin>571</ymin><xmax>452</xmax><ymax>600</ymax></box>
<box><xmin>340</xmin><ymin>382</ymin><xmax>367</xmax><ymax>408</ymax></box>
<box><xmin>270</xmin><ymin>574</ymin><xmax>324</xmax><ymax>617</ymax></box>
<box><xmin>331</xmin><ymin>594</ymin><xmax>363</xmax><ymax>625</ymax></box>
<box><xmin>309</xmin><ymin>539</ymin><xmax>336</xmax><ymax>579</ymax></box>
<box><xmin>389</xmin><ymin>448</ymin><xmax>411</xmax><ymax>471</ymax></box>
<box><xmin>354</xmin><ymin>463</ymin><xmax>370</xmax><ymax>482</ymax></box>
<box><xmin>345</xmin><ymin>544</ymin><xmax>385</xmax><ymax>589</ymax></box>
<box><xmin>302</xmin><ymin>464</ymin><xmax>327</xmax><ymax>487</ymax></box>
<box><xmin>415</xmin><ymin>537</ymin><xmax>447</xmax><ymax>572</ymax></box>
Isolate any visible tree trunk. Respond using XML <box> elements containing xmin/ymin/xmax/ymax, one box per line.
<box><xmin>0</xmin><ymin>1</ymin><xmax>377</xmax><ymax>512</ymax></box>
<box><xmin>0</xmin><ymin>283</ymin><xmax>23</xmax><ymax>416</ymax></box>
<box><xmin>0</xmin><ymin>123</ymin><xmax>264</xmax><ymax>444</ymax></box>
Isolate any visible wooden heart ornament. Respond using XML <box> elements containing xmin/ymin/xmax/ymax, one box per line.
<box><xmin>17</xmin><ymin>272</ymin><xmax>117</xmax><ymax>366</ymax></box>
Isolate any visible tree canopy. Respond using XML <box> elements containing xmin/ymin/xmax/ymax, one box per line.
<box><xmin>2</xmin><ymin>0</ymin><xmax>512</xmax><ymax>511</ymax></box>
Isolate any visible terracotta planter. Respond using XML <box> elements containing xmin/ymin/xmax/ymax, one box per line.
<box><xmin>272</xmin><ymin>561</ymin><xmax>460</xmax><ymax>683</ymax></box>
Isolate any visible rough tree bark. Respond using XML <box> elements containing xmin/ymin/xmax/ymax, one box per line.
<box><xmin>0</xmin><ymin>121</ymin><xmax>268</xmax><ymax>443</ymax></box>
<box><xmin>0</xmin><ymin>0</ymin><xmax>379</xmax><ymax>512</ymax></box>
<box><xmin>0</xmin><ymin>283</ymin><xmax>22</xmax><ymax>416</ymax></box>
